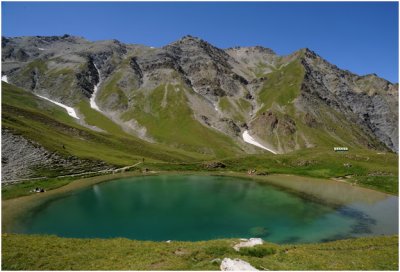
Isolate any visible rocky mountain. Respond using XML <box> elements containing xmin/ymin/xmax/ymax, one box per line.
<box><xmin>1</xmin><ymin>35</ymin><xmax>398</xmax><ymax>180</ymax></box>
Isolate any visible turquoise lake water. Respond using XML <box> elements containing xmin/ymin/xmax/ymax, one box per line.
<box><xmin>15</xmin><ymin>175</ymin><xmax>398</xmax><ymax>243</ymax></box>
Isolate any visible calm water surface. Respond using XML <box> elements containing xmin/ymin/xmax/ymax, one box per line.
<box><xmin>15</xmin><ymin>175</ymin><xmax>398</xmax><ymax>243</ymax></box>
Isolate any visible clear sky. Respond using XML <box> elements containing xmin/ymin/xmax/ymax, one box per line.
<box><xmin>2</xmin><ymin>1</ymin><xmax>398</xmax><ymax>82</ymax></box>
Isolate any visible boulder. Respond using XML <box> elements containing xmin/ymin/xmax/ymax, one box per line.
<box><xmin>220</xmin><ymin>258</ymin><xmax>258</xmax><ymax>271</ymax></box>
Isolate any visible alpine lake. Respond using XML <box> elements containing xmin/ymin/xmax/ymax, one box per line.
<box><xmin>10</xmin><ymin>174</ymin><xmax>398</xmax><ymax>244</ymax></box>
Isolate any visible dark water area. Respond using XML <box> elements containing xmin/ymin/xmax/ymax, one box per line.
<box><xmin>14</xmin><ymin>175</ymin><xmax>398</xmax><ymax>243</ymax></box>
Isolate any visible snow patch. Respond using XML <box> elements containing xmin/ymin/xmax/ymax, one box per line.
<box><xmin>1</xmin><ymin>75</ymin><xmax>8</xmax><ymax>83</ymax></box>
<box><xmin>90</xmin><ymin>64</ymin><xmax>102</xmax><ymax>111</ymax></box>
<box><xmin>233</xmin><ymin>238</ymin><xmax>263</xmax><ymax>251</ymax></box>
<box><xmin>38</xmin><ymin>48</ymin><xmax>46</xmax><ymax>51</ymax></box>
<box><xmin>220</xmin><ymin>258</ymin><xmax>258</xmax><ymax>271</ymax></box>
<box><xmin>242</xmin><ymin>130</ymin><xmax>277</xmax><ymax>154</ymax></box>
<box><xmin>35</xmin><ymin>94</ymin><xmax>80</xmax><ymax>119</ymax></box>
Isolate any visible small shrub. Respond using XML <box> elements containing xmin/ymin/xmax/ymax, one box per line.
<box><xmin>239</xmin><ymin>246</ymin><xmax>276</xmax><ymax>258</ymax></box>
<box><xmin>204</xmin><ymin>245</ymin><xmax>232</xmax><ymax>256</ymax></box>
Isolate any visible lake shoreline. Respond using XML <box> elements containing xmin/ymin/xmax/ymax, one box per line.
<box><xmin>2</xmin><ymin>170</ymin><xmax>396</xmax><ymax>235</ymax></box>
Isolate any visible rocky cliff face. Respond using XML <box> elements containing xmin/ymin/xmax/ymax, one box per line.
<box><xmin>2</xmin><ymin>35</ymin><xmax>398</xmax><ymax>155</ymax></box>
<box><xmin>2</xmin><ymin>129</ymin><xmax>110</xmax><ymax>182</ymax></box>
<box><xmin>163</xmin><ymin>36</ymin><xmax>249</xmax><ymax>100</ymax></box>
<box><xmin>299</xmin><ymin>49</ymin><xmax>398</xmax><ymax>152</ymax></box>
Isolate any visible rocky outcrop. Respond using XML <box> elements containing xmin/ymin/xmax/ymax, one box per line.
<box><xmin>202</xmin><ymin>161</ymin><xmax>226</xmax><ymax>169</ymax></box>
<box><xmin>250</xmin><ymin>111</ymin><xmax>297</xmax><ymax>136</ymax></box>
<box><xmin>129</xmin><ymin>57</ymin><xmax>143</xmax><ymax>86</ymax></box>
<box><xmin>220</xmin><ymin>258</ymin><xmax>258</xmax><ymax>271</ymax></box>
<box><xmin>162</xmin><ymin>36</ymin><xmax>249</xmax><ymax>100</ymax></box>
<box><xmin>300</xmin><ymin>49</ymin><xmax>398</xmax><ymax>152</ymax></box>
<box><xmin>1</xmin><ymin>129</ymin><xmax>110</xmax><ymax>182</ymax></box>
<box><xmin>233</xmin><ymin>238</ymin><xmax>264</xmax><ymax>251</ymax></box>
<box><xmin>76</xmin><ymin>57</ymin><xmax>100</xmax><ymax>98</ymax></box>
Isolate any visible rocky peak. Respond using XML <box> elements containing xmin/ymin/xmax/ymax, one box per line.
<box><xmin>159</xmin><ymin>36</ymin><xmax>249</xmax><ymax>99</ymax></box>
<box><xmin>164</xmin><ymin>35</ymin><xmax>231</xmax><ymax>63</ymax></box>
<box><xmin>29</xmin><ymin>35</ymin><xmax>87</xmax><ymax>45</ymax></box>
<box><xmin>301</xmin><ymin>47</ymin><xmax>318</xmax><ymax>58</ymax></box>
<box><xmin>226</xmin><ymin>46</ymin><xmax>276</xmax><ymax>56</ymax></box>
<box><xmin>169</xmin><ymin>35</ymin><xmax>211</xmax><ymax>47</ymax></box>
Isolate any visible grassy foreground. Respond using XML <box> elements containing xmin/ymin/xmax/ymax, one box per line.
<box><xmin>2</xmin><ymin>234</ymin><xmax>398</xmax><ymax>270</ymax></box>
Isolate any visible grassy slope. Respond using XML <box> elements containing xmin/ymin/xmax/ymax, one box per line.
<box><xmin>19</xmin><ymin>59</ymin><xmax>81</xmax><ymax>101</ymax></box>
<box><xmin>1</xmin><ymin>82</ymin><xmax>205</xmax><ymax>168</ymax></box>
<box><xmin>121</xmin><ymin>84</ymin><xmax>242</xmax><ymax>157</ymax></box>
<box><xmin>223</xmin><ymin>149</ymin><xmax>398</xmax><ymax>194</ymax></box>
<box><xmin>253</xmin><ymin>58</ymin><xmax>308</xmax><ymax>152</ymax></box>
<box><xmin>76</xmin><ymin>100</ymin><xmax>128</xmax><ymax>136</ymax></box>
<box><xmin>2</xmin><ymin>234</ymin><xmax>397</xmax><ymax>270</ymax></box>
<box><xmin>218</xmin><ymin>97</ymin><xmax>248</xmax><ymax>123</ymax></box>
<box><xmin>97</xmin><ymin>71</ymin><xmax>129</xmax><ymax>110</ymax></box>
<box><xmin>257</xmin><ymin>59</ymin><xmax>304</xmax><ymax>112</ymax></box>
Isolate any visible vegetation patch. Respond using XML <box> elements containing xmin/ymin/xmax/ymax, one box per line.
<box><xmin>257</xmin><ymin>59</ymin><xmax>304</xmax><ymax>112</ymax></box>
<box><xmin>351</xmin><ymin>175</ymin><xmax>398</xmax><ymax>195</ymax></box>
<box><xmin>2</xmin><ymin>177</ymin><xmax>75</xmax><ymax>200</ymax></box>
<box><xmin>97</xmin><ymin>71</ymin><xmax>128</xmax><ymax>110</ymax></box>
<box><xmin>121</xmin><ymin>84</ymin><xmax>241</xmax><ymax>157</ymax></box>
<box><xmin>218</xmin><ymin>97</ymin><xmax>246</xmax><ymax>123</ymax></box>
<box><xmin>239</xmin><ymin>246</ymin><xmax>277</xmax><ymax>258</ymax></box>
<box><xmin>76</xmin><ymin>100</ymin><xmax>127</xmax><ymax>136</ymax></box>
<box><xmin>1</xmin><ymin>234</ymin><xmax>397</xmax><ymax>270</ymax></box>
<box><xmin>21</xmin><ymin>59</ymin><xmax>48</xmax><ymax>77</ymax></box>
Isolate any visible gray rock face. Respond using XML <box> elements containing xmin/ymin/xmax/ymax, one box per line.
<box><xmin>2</xmin><ymin>129</ymin><xmax>54</xmax><ymax>181</ymax></box>
<box><xmin>162</xmin><ymin>36</ymin><xmax>249</xmax><ymax>100</ymax></box>
<box><xmin>128</xmin><ymin>36</ymin><xmax>251</xmax><ymax>102</ymax></box>
<box><xmin>300</xmin><ymin>49</ymin><xmax>398</xmax><ymax>152</ymax></box>
<box><xmin>1</xmin><ymin>129</ymin><xmax>110</xmax><ymax>182</ymax></box>
<box><xmin>76</xmin><ymin>56</ymin><xmax>100</xmax><ymax>98</ymax></box>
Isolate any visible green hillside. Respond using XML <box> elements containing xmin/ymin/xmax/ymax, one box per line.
<box><xmin>121</xmin><ymin>84</ymin><xmax>243</xmax><ymax>157</ymax></box>
<box><xmin>249</xmin><ymin>57</ymin><xmax>386</xmax><ymax>153</ymax></box>
<box><xmin>1</xmin><ymin>82</ymin><xmax>207</xmax><ymax>170</ymax></box>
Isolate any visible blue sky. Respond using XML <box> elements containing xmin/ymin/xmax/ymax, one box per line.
<box><xmin>2</xmin><ymin>2</ymin><xmax>398</xmax><ymax>82</ymax></box>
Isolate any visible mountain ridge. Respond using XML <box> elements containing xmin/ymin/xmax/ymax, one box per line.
<box><xmin>1</xmin><ymin>34</ymin><xmax>398</xmax><ymax>180</ymax></box>
<box><xmin>2</xmin><ymin>34</ymin><xmax>397</xmax><ymax>83</ymax></box>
